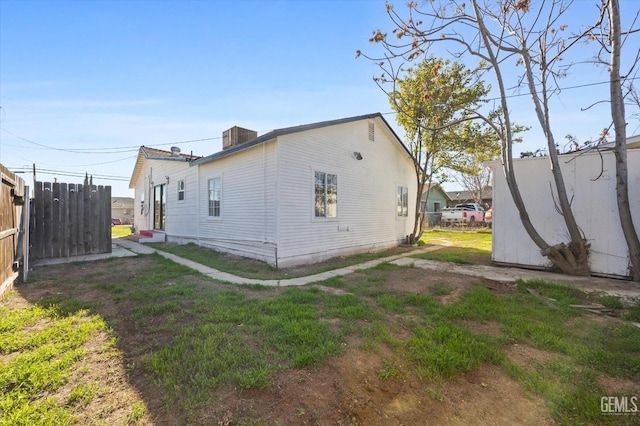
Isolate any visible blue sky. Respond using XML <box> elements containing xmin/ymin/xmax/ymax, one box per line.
<box><xmin>1</xmin><ymin>0</ymin><xmax>638</xmax><ymax>197</ymax></box>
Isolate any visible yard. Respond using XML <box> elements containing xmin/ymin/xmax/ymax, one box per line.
<box><xmin>2</xmin><ymin>230</ymin><xmax>639</xmax><ymax>425</ymax></box>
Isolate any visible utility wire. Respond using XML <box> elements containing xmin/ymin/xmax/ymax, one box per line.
<box><xmin>9</xmin><ymin>167</ymin><xmax>131</xmax><ymax>181</ymax></box>
<box><xmin>2</xmin><ymin>75</ymin><xmax>639</xmax><ymax>154</ymax></box>
<box><xmin>0</xmin><ymin>126</ymin><xmax>221</xmax><ymax>154</ymax></box>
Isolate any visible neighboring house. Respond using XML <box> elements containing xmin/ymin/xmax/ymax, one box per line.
<box><xmin>111</xmin><ymin>197</ymin><xmax>134</xmax><ymax>224</ymax></box>
<box><xmin>490</xmin><ymin>135</ymin><xmax>640</xmax><ymax>278</ymax></box>
<box><xmin>420</xmin><ymin>184</ymin><xmax>451</xmax><ymax>227</ymax></box>
<box><xmin>129</xmin><ymin>113</ymin><xmax>416</xmax><ymax>267</ymax></box>
<box><xmin>446</xmin><ymin>187</ymin><xmax>492</xmax><ymax>208</ymax></box>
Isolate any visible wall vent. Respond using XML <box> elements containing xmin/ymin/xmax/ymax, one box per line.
<box><xmin>368</xmin><ymin>122</ymin><xmax>375</xmax><ymax>141</ymax></box>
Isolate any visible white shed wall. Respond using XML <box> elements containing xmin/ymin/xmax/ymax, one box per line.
<box><xmin>492</xmin><ymin>149</ymin><xmax>640</xmax><ymax>277</ymax></box>
<box><xmin>275</xmin><ymin>118</ymin><xmax>416</xmax><ymax>267</ymax></box>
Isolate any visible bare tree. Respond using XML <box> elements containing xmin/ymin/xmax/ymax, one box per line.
<box><xmin>359</xmin><ymin>0</ymin><xmax>627</xmax><ymax>275</ymax></box>
<box><xmin>596</xmin><ymin>0</ymin><xmax>640</xmax><ymax>280</ymax></box>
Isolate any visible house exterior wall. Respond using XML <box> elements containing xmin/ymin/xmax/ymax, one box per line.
<box><xmin>111</xmin><ymin>197</ymin><xmax>134</xmax><ymax>224</ymax></box>
<box><xmin>191</xmin><ymin>140</ymin><xmax>278</xmax><ymax>263</ymax></box>
<box><xmin>421</xmin><ymin>187</ymin><xmax>449</xmax><ymax>227</ymax></box>
<box><xmin>131</xmin><ymin>158</ymin><xmax>196</xmax><ymax>236</ymax></box>
<box><xmin>492</xmin><ymin>149</ymin><xmax>640</xmax><ymax>278</ymax></box>
<box><xmin>130</xmin><ymin>116</ymin><xmax>416</xmax><ymax>268</ymax></box>
<box><xmin>274</xmin><ymin>118</ymin><xmax>416</xmax><ymax>267</ymax></box>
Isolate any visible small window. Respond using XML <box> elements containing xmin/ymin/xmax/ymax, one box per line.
<box><xmin>177</xmin><ymin>179</ymin><xmax>185</xmax><ymax>201</ymax></box>
<box><xmin>208</xmin><ymin>177</ymin><xmax>221</xmax><ymax>217</ymax></box>
<box><xmin>314</xmin><ymin>171</ymin><xmax>337</xmax><ymax>218</ymax></box>
<box><xmin>397</xmin><ymin>186</ymin><xmax>408</xmax><ymax>217</ymax></box>
<box><xmin>434</xmin><ymin>202</ymin><xmax>441</xmax><ymax>212</ymax></box>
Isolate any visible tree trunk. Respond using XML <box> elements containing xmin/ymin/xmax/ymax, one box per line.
<box><xmin>471</xmin><ymin>0</ymin><xmax>590</xmax><ymax>276</ymax></box>
<box><xmin>609</xmin><ymin>0</ymin><xmax>640</xmax><ymax>281</ymax></box>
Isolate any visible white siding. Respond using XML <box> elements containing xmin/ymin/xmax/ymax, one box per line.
<box><xmin>130</xmin><ymin>158</ymin><xmax>195</xmax><ymax>235</ymax></box>
<box><xmin>164</xmin><ymin>161</ymin><xmax>199</xmax><ymax>238</ymax></box>
<box><xmin>275</xmin><ymin>117</ymin><xmax>416</xmax><ymax>267</ymax></box>
<box><xmin>194</xmin><ymin>141</ymin><xmax>278</xmax><ymax>263</ymax></box>
<box><xmin>492</xmin><ymin>149</ymin><xmax>640</xmax><ymax>278</ymax></box>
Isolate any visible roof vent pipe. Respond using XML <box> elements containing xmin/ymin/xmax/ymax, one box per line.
<box><xmin>170</xmin><ymin>146</ymin><xmax>181</xmax><ymax>156</ymax></box>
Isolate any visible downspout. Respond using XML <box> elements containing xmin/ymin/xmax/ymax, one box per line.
<box><xmin>196</xmin><ymin>160</ymin><xmax>200</xmax><ymax>243</ymax></box>
<box><xmin>274</xmin><ymin>138</ymin><xmax>280</xmax><ymax>268</ymax></box>
<box><xmin>148</xmin><ymin>166</ymin><xmax>153</xmax><ymax>231</ymax></box>
<box><xmin>263</xmin><ymin>142</ymin><xmax>267</xmax><ymax>249</ymax></box>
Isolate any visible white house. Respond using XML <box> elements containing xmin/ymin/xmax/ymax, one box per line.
<box><xmin>491</xmin><ymin>135</ymin><xmax>640</xmax><ymax>278</ymax></box>
<box><xmin>129</xmin><ymin>113</ymin><xmax>417</xmax><ymax>267</ymax></box>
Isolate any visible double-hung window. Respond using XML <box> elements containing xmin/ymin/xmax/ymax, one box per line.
<box><xmin>397</xmin><ymin>186</ymin><xmax>408</xmax><ymax>217</ymax></box>
<box><xmin>208</xmin><ymin>177</ymin><xmax>221</xmax><ymax>217</ymax></box>
<box><xmin>177</xmin><ymin>179</ymin><xmax>185</xmax><ymax>201</ymax></box>
<box><xmin>314</xmin><ymin>172</ymin><xmax>337</xmax><ymax>218</ymax></box>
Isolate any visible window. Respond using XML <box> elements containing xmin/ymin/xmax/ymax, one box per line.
<box><xmin>397</xmin><ymin>186</ymin><xmax>408</xmax><ymax>217</ymax></box>
<box><xmin>208</xmin><ymin>177</ymin><xmax>221</xmax><ymax>217</ymax></box>
<box><xmin>177</xmin><ymin>179</ymin><xmax>185</xmax><ymax>201</ymax></box>
<box><xmin>433</xmin><ymin>202</ymin><xmax>441</xmax><ymax>212</ymax></box>
<box><xmin>314</xmin><ymin>172</ymin><xmax>337</xmax><ymax>218</ymax></box>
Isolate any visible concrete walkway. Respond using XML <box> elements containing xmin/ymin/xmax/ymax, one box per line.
<box><xmin>33</xmin><ymin>238</ymin><xmax>640</xmax><ymax>300</ymax></box>
<box><xmin>112</xmin><ymin>239</ymin><xmax>445</xmax><ymax>287</ymax></box>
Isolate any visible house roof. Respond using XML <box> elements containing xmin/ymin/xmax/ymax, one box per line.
<box><xmin>129</xmin><ymin>146</ymin><xmax>200</xmax><ymax>189</ymax></box>
<box><xmin>597</xmin><ymin>134</ymin><xmax>640</xmax><ymax>150</ymax></box>
<box><xmin>190</xmin><ymin>113</ymin><xmax>410</xmax><ymax>167</ymax></box>
<box><xmin>446</xmin><ymin>187</ymin><xmax>493</xmax><ymax>202</ymax></box>
<box><xmin>139</xmin><ymin>146</ymin><xmax>197</xmax><ymax>160</ymax></box>
<box><xmin>420</xmin><ymin>184</ymin><xmax>452</xmax><ymax>202</ymax></box>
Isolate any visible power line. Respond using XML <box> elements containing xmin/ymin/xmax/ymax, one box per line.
<box><xmin>9</xmin><ymin>167</ymin><xmax>131</xmax><ymax>181</ymax></box>
<box><xmin>0</xmin><ymin>126</ymin><xmax>221</xmax><ymax>154</ymax></box>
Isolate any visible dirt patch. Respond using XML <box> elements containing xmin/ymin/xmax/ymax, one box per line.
<box><xmin>199</xmin><ymin>348</ymin><xmax>553</xmax><ymax>425</ymax></box>
<box><xmin>597</xmin><ymin>375</ymin><xmax>640</xmax><ymax>396</ymax></box>
<box><xmin>505</xmin><ymin>344</ymin><xmax>563</xmax><ymax>368</ymax></box>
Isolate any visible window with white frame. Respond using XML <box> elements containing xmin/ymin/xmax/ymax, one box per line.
<box><xmin>208</xmin><ymin>177</ymin><xmax>221</xmax><ymax>217</ymax></box>
<box><xmin>177</xmin><ymin>179</ymin><xmax>185</xmax><ymax>201</ymax></box>
<box><xmin>397</xmin><ymin>186</ymin><xmax>408</xmax><ymax>217</ymax></box>
<box><xmin>314</xmin><ymin>172</ymin><xmax>337</xmax><ymax>218</ymax></box>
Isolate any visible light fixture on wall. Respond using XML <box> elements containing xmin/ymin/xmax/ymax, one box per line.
<box><xmin>353</xmin><ymin>151</ymin><xmax>363</xmax><ymax>160</ymax></box>
<box><xmin>165</xmin><ymin>176</ymin><xmax>170</xmax><ymax>184</ymax></box>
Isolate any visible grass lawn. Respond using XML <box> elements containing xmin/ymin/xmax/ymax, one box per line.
<box><xmin>414</xmin><ymin>228</ymin><xmax>493</xmax><ymax>265</ymax></box>
<box><xmin>3</xmin><ymin>231</ymin><xmax>640</xmax><ymax>424</ymax></box>
<box><xmin>111</xmin><ymin>225</ymin><xmax>133</xmax><ymax>239</ymax></box>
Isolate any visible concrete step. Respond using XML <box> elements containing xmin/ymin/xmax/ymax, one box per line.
<box><xmin>137</xmin><ymin>230</ymin><xmax>166</xmax><ymax>243</ymax></box>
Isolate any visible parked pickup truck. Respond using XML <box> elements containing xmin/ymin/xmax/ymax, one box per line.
<box><xmin>440</xmin><ymin>203</ymin><xmax>486</xmax><ymax>226</ymax></box>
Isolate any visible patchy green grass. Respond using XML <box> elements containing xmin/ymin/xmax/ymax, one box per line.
<box><xmin>415</xmin><ymin>229</ymin><xmax>492</xmax><ymax>264</ymax></box>
<box><xmin>0</xmin><ymin>303</ymin><xmax>107</xmax><ymax>425</ymax></box>
<box><xmin>4</xmin><ymin>251</ymin><xmax>640</xmax><ymax>425</ymax></box>
<box><xmin>420</xmin><ymin>228</ymin><xmax>492</xmax><ymax>250</ymax></box>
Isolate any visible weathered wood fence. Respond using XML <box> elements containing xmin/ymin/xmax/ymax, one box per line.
<box><xmin>1</xmin><ymin>164</ymin><xmax>27</xmax><ymax>298</ymax></box>
<box><xmin>30</xmin><ymin>177</ymin><xmax>112</xmax><ymax>260</ymax></box>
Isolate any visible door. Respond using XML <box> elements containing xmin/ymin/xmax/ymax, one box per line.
<box><xmin>154</xmin><ymin>184</ymin><xmax>166</xmax><ymax>230</ymax></box>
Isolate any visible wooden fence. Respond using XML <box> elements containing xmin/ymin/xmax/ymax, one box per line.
<box><xmin>30</xmin><ymin>177</ymin><xmax>112</xmax><ymax>260</ymax></box>
<box><xmin>1</xmin><ymin>164</ymin><xmax>27</xmax><ymax>298</ymax></box>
